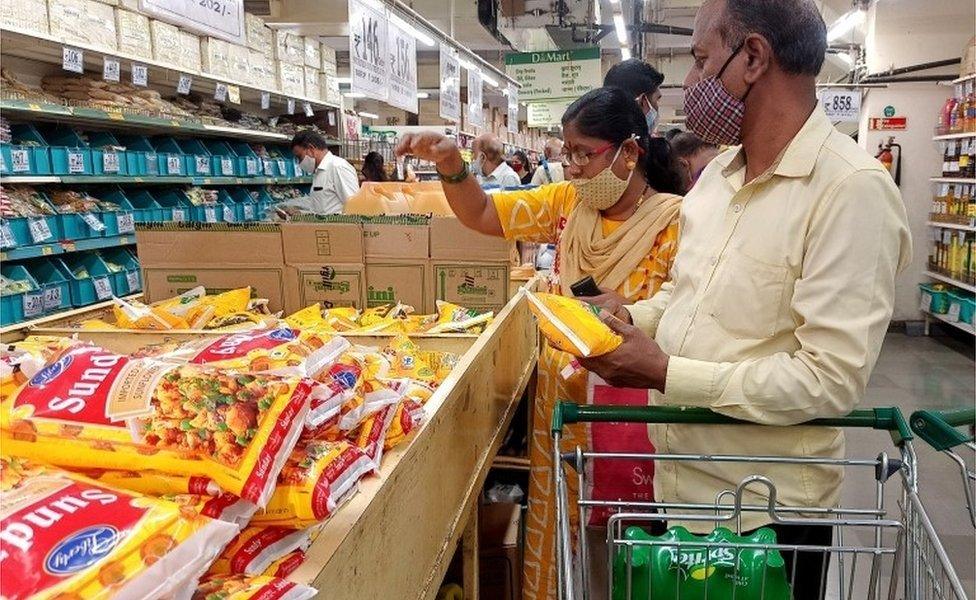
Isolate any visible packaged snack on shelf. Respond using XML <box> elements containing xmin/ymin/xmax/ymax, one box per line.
<box><xmin>260</xmin><ymin>549</ymin><xmax>306</xmax><ymax>578</ymax></box>
<box><xmin>0</xmin><ymin>335</ymin><xmax>82</xmax><ymax>401</ymax></box>
<box><xmin>193</xmin><ymin>575</ymin><xmax>317</xmax><ymax>600</ymax></box>
<box><xmin>163</xmin><ymin>492</ymin><xmax>258</xmax><ymax>528</ymax></box>
<box><xmin>1</xmin><ymin>345</ymin><xmax>313</xmax><ymax>506</ymax></box>
<box><xmin>349</xmin><ymin>403</ymin><xmax>398</xmax><ymax>472</ymax></box>
<box><xmin>383</xmin><ymin>397</ymin><xmax>425</xmax><ymax>451</ymax></box>
<box><xmin>1</xmin><ymin>186</ymin><xmax>57</xmax><ymax>217</ymax></box>
<box><xmin>523</xmin><ymin>289</ymin><xmax>622</xmax><ymax>358</ymax></box>
<box><xmin>70</xmin><ymin>466</ymin><xmax>222</xmax><ymax>497</ymax></box>
<box><xmin>83</xmin><ymin>286</ymin><xmax>276</xmax><ymax>331</ymax></box>
<box><xmin>426</xmin><ymin>300</ymin><xmax>494</xmax><ymax>333</ymax></box>
<box><xmin>251</xmin><ymin>439</ymin><xmax>372</xmax><ymax>526</ymax></box>
<box><xmin>206</xmin><ymin>526</ymin><xmax>314</xmax><ymax>576</ymax></box>
<box><xmin>0</xmin><ymin>456</ymin><xmax>239</xmax><ymax>600</ymax></box>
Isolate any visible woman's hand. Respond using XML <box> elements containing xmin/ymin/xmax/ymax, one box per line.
<box><xmin>579</xmin><ymin>288</ymin><xmax>632</xmax><ymax>324</ymax></box>
<box><xmin>395</xmin><ymin>132</ymin><xmax>463</xmax><ymax>173</ymax></box>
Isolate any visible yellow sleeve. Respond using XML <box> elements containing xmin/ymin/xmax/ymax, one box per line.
<box><xmin>491</xmin><ymin>182</ymin><xmax>576</xmax><ymax>244</ymax></box>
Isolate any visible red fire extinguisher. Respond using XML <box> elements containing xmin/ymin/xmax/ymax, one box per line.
<box><xmin>875</xmin><ymin>136</ymin><xmax>901</xmax><ymax>186</ymax></box>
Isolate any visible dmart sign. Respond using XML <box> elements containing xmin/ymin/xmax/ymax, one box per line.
<box><xmin>505</xmin><ymin>47</ymin><xmax>601</xmax><ymax>102</ymax></box>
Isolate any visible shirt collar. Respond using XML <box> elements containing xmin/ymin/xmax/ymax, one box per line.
<box><xmin>316</xmin><ymin>151</ymin><xmax>331</xmax><ymax>171</ymax></box>
<box><xmin>719</xmin><ymin>106</ymin><xmax>834</xmax><ymax>180</ymax></box>
<box><xmin>487</xmin><ymin>161</ymin><xmax>512</xmax><ymax>179</ymax></box>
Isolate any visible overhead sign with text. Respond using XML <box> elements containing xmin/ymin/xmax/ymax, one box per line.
<box><xmin>140</xmin><ymin>0</ymin><xmax>245</xmax><ymax>45</ymax></box>
<box><xmin>507</xmin><ymin>84</ymin><xmax>519</xmax><ymax>134</ymax></box>
<box><xmin>467</xmin><ymin>68</ymin><xmax>483</xmax><ymax>128</ymax></box>
<box><xmin>439</xmin><ymin>44</ymin><xmax>461</xmax><ymax>123</ymax></box>
<box><xmin>527</xmin><ymin>99</ymin><xmax>572</xmax><ymax>127</ymax></box>
<box><xmin>505</xmin><ymin>47</ymin><xmax>600</xmax><ymax>102</ymax></box>
<box><xmin>348</xmin><ymin>0</ymin><xmax>388</xmax><ymax>101</ymax></box>
<box><xmin>386</xmin><ymin>17</ymin><xmax>418</xmax><ymax>113</ymax></box>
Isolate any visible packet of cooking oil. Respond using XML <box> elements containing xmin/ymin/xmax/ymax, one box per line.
<box><xmin>522</xmin><ymin>289</ymin><xmax>623</xmax><ymax>358</ymax></box>
<box><xmin>112</xmin><ymin>295</ymin><xmax>191</xmax><ymax>330</ymax></box>
<box><xmin>0</xmin><ymin>456</ymin><xmax>239</xmax><ymax>600</ymax></box>
<box><xmin>285</xmin><ymin>304</ymin><xmax>325</xmax><ymax>329</ymax></box>
<box><xmin>425</xmin><ymin>300</ymin><xmax>494</xmax><ymax>333</ymax></box>
<box><xmin>381</xmin><ymin>335</ymin><xmax>439</xmax><ymax>385</ymax></box>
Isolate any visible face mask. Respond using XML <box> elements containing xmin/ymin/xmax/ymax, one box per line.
<box><xmin>299</xmin><ymin>154</ymin><xmax>317</xmax><ymax>174</ymax></box>
<box><xmin>645</xmin><ymin>105</ymin><xmax>659</xmax><ymax>134</ymax></box>
<box><xmin>684</xmin><ymin>43</ymin><xmax>750</xmax><ymax>146</ymax></box>
<box><xmin>570</xmin><ymin>140</ymin><xmax>634</xmax><ymax>211</ymax></box>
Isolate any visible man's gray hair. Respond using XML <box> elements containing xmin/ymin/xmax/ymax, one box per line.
<box><xmin>721</xmin><ymin>0</ymin><xmax>827</xmax><ymax>76</ymax></box>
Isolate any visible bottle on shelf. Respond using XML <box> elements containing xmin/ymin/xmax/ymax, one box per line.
<box><xmin>940</xmin><ymin>93</ymin><xmax>958</xmax><ymax>136</ymax></box>
<box><xmin>965</xmin><ymin>80</ymin><xmax>976</xmax><ymax>133</ymax></box>
<box><xmin>950</xmin><ymin>84</ymin><xmax>964</xmax><ymax>134</ymax></box>
<box><xmin>960</xmin><ymin>138</ymin><xmax>972</xmax><ymax>178</ymax></box>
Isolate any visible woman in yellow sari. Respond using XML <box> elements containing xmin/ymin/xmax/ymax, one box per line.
<box><xmin>395</xmin><ymin>87</ymin><xmax>684</xmax><ymax>600</ymax></box>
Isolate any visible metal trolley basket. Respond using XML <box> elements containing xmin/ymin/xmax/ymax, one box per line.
<box><xmin>551</xmin><ymin>402</ymin><xmax>970</xmax><ymax>600</ymax></box>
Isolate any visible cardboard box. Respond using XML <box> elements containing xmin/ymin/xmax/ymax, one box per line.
<box><xmin>150</xmin><ymin>19</ymin><xmax>181</xmax><ymax>66</ymax></box>
<box><xmin>365</xmin><ymin>260</ymin><xmax>430</xmax><ymax>312</ymax></box>
<box><xmin>144</xmin><ymin>268</ymin><xmax>287</xmax><ymax>312</ymax></box>
<box><xmin>303</xmin><ymin>37</ymin><xmax>321</xmax><ymax>68</ymax></box>
<box><xmin>178</xmin><ymin>30</ymin><xmax>202</xmax><ymax>72</ymax></box>
<box><xmin>115</xmin><ymin>9</ymin><xmax>151</xmax><ymax>57</ymax></box>
<box><xmin>304</xmin><ymin>66</ymin><xmax>322</xmax><ymax>101</ymax></box>
<box><xmin>227</xmin><ymin>43</ymin><xmax>250</xmax><ymax>81</ymax></box>
<box><xmin>286</xmin><ymin>264</ymin><xmax>365</xmax><ymax>311</ymax></box>
<box><xmin>478</xmin><ymin>503</ymin><xmax>522</xmax><ymax>600</ymax></box>
<box><xmin>50</xmin><ymin>0</ymin><xmax>114</xmax><ymax>50</ymax></box>
<box><xmin>280</xmin><ymin>222</ymin><xmax>364</xmax><ymax>263</ymax></box>
<box><xmin>245</xmin><ymin>12</ymin><xmax>272</xmax><ymax>54</ymax></box>
<box><xmin>85</xmin><ymin>0</ymin><xmax>117</xmax><ymax>51</ymax></box>
<box><xmin>275</xmin><ymin>30</ymin><xmax>304</xmax><ymax>65</ymax></box>
<box><xmin>320</xmin><ymin>43</ymin><xmax>337</xmax><ymax>69</ymax></box>
<box><xmin>2</xmin><ymin>0</ymin><xmax>48</xmax><ymax>35</ymax></box>
<box><xmin>201</xmin><ymin>37</ymin><xmax>231</xmax><ymax>77</ymax></box>
<box><xmin>322</xmin><ymin>73</ymin><xmax>341</xmax><ymax>105</ymax></box>
<box><xmin>278</xmin><ymin>61</ymin><xmax>305</xmax><ymax>97</ymax></box>
<box><xmin>362</xmin><ymin>221</ymin><xmax>429</xmax><ymax>260</ymax></box>
<box><xmin>430</xmin><ymin>261</ymin><xmax>510</xmax><ymax>311</ymax></box>
<box><xmin>429</xmin><ymin>217</ymin><xmax>511</xmax><ymax>261</ymax></box>
<box><xmin>249</xmin><ymin>49</ymin><xmax>276</xmax><ymax>89</ymax></box>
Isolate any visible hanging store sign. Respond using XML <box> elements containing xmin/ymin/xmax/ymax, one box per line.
<box><xmin>344</xmin><ymin>113</ymin><xmax>363</xmax><ymax>140</ymax></box>
<box><xmin>139</xmin><ymin>0</ymin><xmax>245</xmax><ymax>45</ymax></box>
<box><xmin>348</xmin><ymin>0</ymin><xmax>388</xmax><ymax>101</ymax></box>
<box><xmin>439</xmin><ymin>44</ymin><xmax>461</xmax><ymax>123</ymax></box>
<box><xmin>817</xmin><ymin>88</ymin><xmax>861</xmax><ymax>122</ymax></box>
<box><xmin>527</xmin><ymin>99</ymin><xmax>572</xmax><ymax>127</ymax></box>
<box><xmin>505</xmin><ymin>47</ymin><xmax>600</xmax><ymax>102</ymax></box>
<box><xmin>507</xmin><ymin>84</ymin><xmax>519</xmax><ymax>134</ymax></box>
<box><xmin>869</xmin><ymin>116</ymin><xmax>907</xmax><ymax>130</ymax></box>
<box><xmin>467</xmin><ymin>68</ymin><xmax>483</xmax><ymax>128</ymax></box>
<box><xmin>387</xmin><ymin>18</ymin><xmax>418</xmax><ymax>113</ymax></box>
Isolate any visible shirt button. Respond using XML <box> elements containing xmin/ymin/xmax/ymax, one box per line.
<box><xmin>732</xmin><ymin>203</ymin><xmax>742</xmax><ymax>213</ymax></box>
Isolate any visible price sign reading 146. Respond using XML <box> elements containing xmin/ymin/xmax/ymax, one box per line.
<box><xmin>819</xmin><ymin>88</ymin><xmax>861</xmax><ymax>123</ymax></box>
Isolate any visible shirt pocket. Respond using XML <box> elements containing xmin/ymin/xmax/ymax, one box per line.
<box><xmin>707</xmin><ymin>249</ymin><xmax>790</xmax><ymax>340</ymax></box>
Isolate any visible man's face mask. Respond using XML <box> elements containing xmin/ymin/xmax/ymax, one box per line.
<box><xmin>683</xmin><ymin>43</ymin><xmax>751</xmax><ymax>146</ymax></box>
<box><xmin>297</xmin><ymin>149</ymin><xmax>317</xmax><ymax>174</ymax></box>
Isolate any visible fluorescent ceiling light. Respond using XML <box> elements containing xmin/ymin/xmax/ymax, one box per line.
<box><xmin>358</xmin><ymin>111</ymin><xmax>379</xmax><ymax>119</ymax></box>
<box><xmin>482</xmin><ymin>73</ymin><xmax>500</xmax><ymax>87</ymax></box>
<box><xmin>390</xmin><ymin>14</ymin><xmax>436</xmax><ymax>47</ymax></box>
<box><xmin>613</xmin><ymin>13</ymin><xmax>628</xmax><ymax>44</ymax></box>
<box><xmin>621</xmin><ymin>46</ymin><xmax>632</xmax><ymax>60</ymax></box>
<box><xmin>344</xmin><ymin>92</ymin><xmax>366</xmax><ymax>98</ymax></box>
<box><xmin>827</xmin><ymin>9</ymin><xmax>864</xmax><ymax>42</ymax></box>
<box><xmin>609</xmin><ymin>0</ymin><xmax>619</xmax><ymax>3</ymax></box>
<box><xmin>417</xmin><ymin>92</ymin><xmax>430</xmax><ymax>99</ymax></box>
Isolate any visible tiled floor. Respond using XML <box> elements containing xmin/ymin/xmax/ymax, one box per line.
<box><xmin>840</xmin><ymin>332</ymin><xmax>974</xmax><ymax>598</ymax></box>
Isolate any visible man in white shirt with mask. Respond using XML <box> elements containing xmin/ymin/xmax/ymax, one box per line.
<box><xmin>282</xmin><ymin>130</ymin><xmax>359</xmax><ymax>215</ymax></box>
<box><xmin>472</xmin><ymin>133</ymin><xmax>521</xmax><ymax>188</ymax></box>
<box><xmin>530</xmin><ymin>137</ymin><xmax>566</xmax><ymax>185</ymax></box>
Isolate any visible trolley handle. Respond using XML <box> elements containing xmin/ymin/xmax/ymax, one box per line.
<box><xmin>910</xmin><ymin>408</ymin><xmax>975</xmax><ymax>451</ymax></box>
<box><xmin>551</xmin><ymin>403</ymin><xmax>913</xmax><ymax>444</ymax></box>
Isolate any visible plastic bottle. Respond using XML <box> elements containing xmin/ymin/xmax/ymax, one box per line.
<box><xmin>940</xmin><ymin>95</ymin><xmax>957</xmax><ymax>135</ymax></box>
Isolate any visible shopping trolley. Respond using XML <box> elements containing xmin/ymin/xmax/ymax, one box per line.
<box><xmin>550</xmin><ymin>402</ymin><xmax>964</xmax><ymax>600</ymax></box>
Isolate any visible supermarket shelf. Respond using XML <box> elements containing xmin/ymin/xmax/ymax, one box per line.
<box><xmin>0</xmin><ymin>26</ymin><xmax>339</xmax><ymax>110</ymax></box>
<box><xmin>952</xmin><ymin>73</ymin><xmax>976</xmax><ymax>84</ymax></box>
<box><xmin>923</xmin><ymin>309</ymin><xmax>976</xmax><ymax>336</ymax></box>
<box><xmin>0</xmin><ymin>175</ymin><xmax>311</xmax><ymax>185</ymax></box>
<box><xmin>0</xmin><ymin>99</ymin><xmax>291</xmax><ymax>142</ymax></box>
<box><xmin>1</xmin><ymin>234</ymin><xmax>135</xmax><ymax>261</ymax></box>
<box><xmin>932</xmin><ymin>132</ymin><xmax>976</xmax><ymax>140</ymax></box>
<box><xmin>924</xmin><ymin>270</ymin><xmax>976</xmax><ymax>293</ymax></box>
<box><xmin>928</xmin><ymin>221</ymin><xmax>976</xmax><ymax>232</ymax></box>
<box><xmin>930</xmin><ymin>177</ymin><xmax>976</xmax><ymax>184</ymax></box>
<box><xmin>0</xmin><ymin>292</ymin><xmax>141</xmax><ymax>341</ymax></box>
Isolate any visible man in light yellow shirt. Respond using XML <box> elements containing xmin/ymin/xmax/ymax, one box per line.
<box><xmin>582</xmin><ymin>0</ymin><xmax>912</xmax><ymax>597</ymax></box>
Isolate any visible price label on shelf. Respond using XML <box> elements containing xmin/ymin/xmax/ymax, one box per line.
<box><xmin>171</xmin><ymin>208</ymin><xmax>187</xmax><ymax>222</ymax></box>
<box><xmin>243</xmin><ymin>204</ymin><xmax>255</xmax><ymax>220</ymax></box>
<box><xmin>276</xmin><ymin>159</ymin><xmax>288</xmax><ymax>177</ymax></box>
<box><xmin>67</xmin><ymin>151</ymin><xmax>85</xmax><ymax>173</ymax></box>
<box><xmin>43</xmin><ymin>286</ymin><xmax>63</xmax><ymax>311</ymax></box>
<box><xmin>117</xmin><ymin>212</ymin><xmax>135</xmax><ymax>234</ymax></box>
<box><xmin>146</xmin><ymin>154</ymin><xmax>159</xmax><ymax>175</ymax></box>
<box><xmin>227</xmin><ymin>85</ymin><xmax>241</xmax><ymax>105</ymax></box>
<box><xmin>103</xmin><ymin>57</ymin><xmax>120</xmax><ymax>82</ymax></box>
<box><xmin>132</xmin><ymin>63</ymin><xmax>148</xmax><ymax>87</ymax></box>
<box><xmin>214</xmin><ymin>83</ymin><xmax>228</xmax><ymax>102</ymax></box>
<box><xmin>261</xmin><ymin>92</ymin><xmax>271</xmax><ymax>110</ymax></box>
<box><xmin>947</xmin><ymin>301</ymin><xmax>962</xmax><ymax>322</ymax></box>
<box><xmin>195</xmin><ymin>156</ymin><xmax>211</xmax><ymax>174</ymax></box>
<box><xmin>920</xmin><ymin>291</ymin><xmax>932</xmax><ymax>313</ymax></box>
<box><xmin>63</xmin><ymin>47</ymin><xmax>84</xmax><ymax>73</ymax></box>
<box><xmin>221</xmin><ymin>157</ymin><xmax>234</xmax><ymax>175</ymax></box>
<box><xmin>287</xmin><ymin>99</ymin><xmax>295</xmax><ymax>115</ymax></box>
<box><xmin>262</xmin><ymin>159</ymin><xmax>274</xmax><ymax>175</ymax></box>
<box><xmin>22</xmin><ymin>291</ymin><xmax>44</xmax><ymax>319</ymax></box>
<box><xmin>245</xmin><ymin>158</ymin><xmax>258</xmax><ymax>175</ymax></box>
<box><xmin>0</xmin><ymin>151</ymin><xmax>5</xmax><ymax>172</ymax></box>
<box><xmin>204</xmin><ymin>206</ymin><xmax>217</xmax><ymax>223</ymax></box>
<box><xmin>0</xmin><ymin>221</ymin><xmax>15</xmax><ymax>248</ymax></box>
<box><xmin>10</xmin><ymin>148</ymin><xmax>30</xmax><ymax>173</ymax></box>
<box><xmin>818</xmin><ymin>88</ymin><xmax>861</xmax><ymax>122</ymax></box>
<box><xmin>177</xmin><ymin>74</ymin><xmax>193</xmax><ymax>95</ymax></box>
<box><xmin>268</xmin><ymin>116</ymin><xmax>279</xmax><ymax>127</ymax></box>
<box><xmin>80</xmin><ymin>212</ymin><xmax>106</xmax><ymax>232</ymax></box>
<box><xmin>102</xmin><ymin>151</ymin><xmax>120</xmax><ymax>173</ymax></box>
<box><xmin>167</xmin><ymin>155</ymin><xmax>182</xmax><ymax>175</ymax></box>
<box><xmin>223</xmin><ymin>205</ymin><xmax>235</xmax><ymax>222</ymax></box>
<box><xmin>93</xmin><ymin>276</ymin><xmax>113</xmax><ymax>301</ymax></box>
<box><xmin>303</xmin><ymin>102</ymin><xmax>314</xmax><ymax>117</ymax></box>
<box><xmin>28</xmin><ymin>217</ymin><xmax>52</xmax><ymax>243</ymax></box>
<box><xmin>126</xmin><ymin>271</ymin><xmax>140</xmax><ymax>292</ymax></box>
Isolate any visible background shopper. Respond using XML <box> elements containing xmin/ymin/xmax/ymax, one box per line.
<box><xmin>531</xmin><ymin>137</ymin><xmax>567</xmax><ymax>185</ymax></box>
<box><xmin>284</xmin><ymin>130</ymin><xmax>359</xmax><ymax>215</ymax></box>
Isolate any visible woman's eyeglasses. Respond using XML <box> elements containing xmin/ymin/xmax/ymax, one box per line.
<box><xmin>566</xmin><ymin>142</ymin><xmax>615</xmax><ymax>166</ymax></box>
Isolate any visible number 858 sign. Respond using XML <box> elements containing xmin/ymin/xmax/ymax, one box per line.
<box><xmin>818</xmin><ymin>88</ymin><xmax>862</xmax><ymax>122</ymax></box>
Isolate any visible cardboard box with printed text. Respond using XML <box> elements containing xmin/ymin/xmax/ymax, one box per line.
<box><xmin>365</xmin><ymin>260</ymin><xmax>430</xmax><ymax>312</ymax></box>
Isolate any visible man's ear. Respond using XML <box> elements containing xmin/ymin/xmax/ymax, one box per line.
<box><xmin>742</xmin><ymin>33</ymin><xmax>771</xmax><ymax>84</ymax></box>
